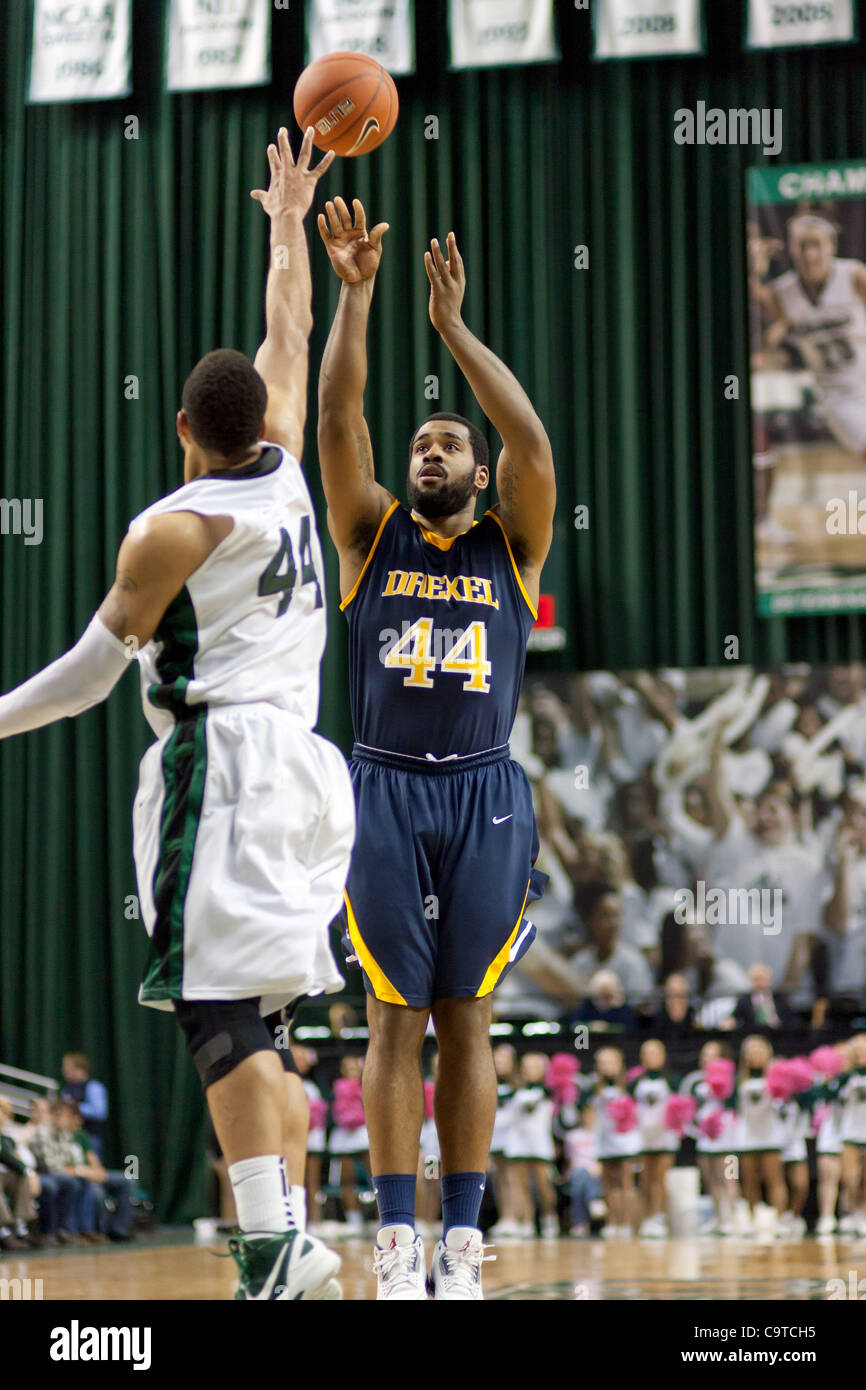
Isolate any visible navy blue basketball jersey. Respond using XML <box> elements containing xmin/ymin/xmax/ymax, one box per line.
<box><xmin>342</xmin><ymin>502</ymin><xmax>536</xmax><ymax>760</ymax></box>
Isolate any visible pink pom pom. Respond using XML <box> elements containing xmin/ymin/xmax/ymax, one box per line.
<box><xmin>308</xmin><ymin>1097</ymin><xmax>328</xmax><ymax>1131</ymax></box>
<box><xmin>809</xmin><ymin>1046</ymin><xmax>845</xmax><ymax>1079</ymax></box>
<box><xmin>663</xmin><ymin>1094</ymin><xmax>696</xmax><ymax>1134</ymax></box>
<box><xmin>423</xmin><ymin>1080</ymin><xmax>435</xmax><ymax>1120</ymax></box>
<box><xmin>546</xmin><ymin>1053</ymin><xmax>580</xmax><ymax>1087</ymax></box>
<box><xmin>787</xmin><ymin>1057</ymin><xmax>814</xmax><ymax>1094</ymax></box>
<box><xmin>704</xmin><ymin>1057</ymin><xmax>735</xmax><ymax>1100</ymax></box>
<box><xmin>811</xmin><ymin>1104</ymin><xmax>830</xmax><ymax>1135</ymax></box>
<box><xmin>698</xmin><ymin>1109</ymin><xmax>724</xmax><ymax>1142</ymax></box>
<box><xmin>333</xmin><ymin>1077</ymin><xmax>365</xmax><ymax>1129</ymax></box>
<box><xmin>607</xmin><ymin>1094</ymin><xmax>638</xmax><ymax>1133</ymax></box>
<box><xmin>625</xmin><ymin>1065</ymin><xmax>645</xmax><ymax>1085</ymax></box>
<box><xmin>766</xmin><ymin>1059</ymin><xmax>795</xmax><ymax>1101</ymax></box>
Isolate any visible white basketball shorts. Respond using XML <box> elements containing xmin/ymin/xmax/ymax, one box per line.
<box><xmin>133</xmin><ymin>702</ymin><xmax>355</xmax><ymax>1016</ymax></box>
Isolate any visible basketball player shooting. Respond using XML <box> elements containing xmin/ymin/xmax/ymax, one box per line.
<box><xmin>762</xmin><ymin>214</ymin><xmax>866</xmax><ymax>458</ymax></box>
<box><xmin>316</xmin><ymin>197</ymin><xmax>555</xmax><ymax>1299</ymax></box>
<box><xmin>0</xmin><ymin>128</ymin><xmax>355</xmax><ymax>1301</ymax></box>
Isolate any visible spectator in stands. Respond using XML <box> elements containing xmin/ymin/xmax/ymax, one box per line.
<box><xmin>571</xmin><ymin>882</ymin><xmax>654</xmax><ymax>1003</ymax></box>
<box><xmin>60</xmin><ymin>1052</ymin><xmax>108</xmax><ymax>1157</ymax></box>
<box><xmin>29</xmin><ymin>1099</ymin><xmax>96</xmax><ymax>1242</ymax></box>
<box><xmin>0</xmin><ymin>1097</ymin><xmax>39</xmax><ymax>1248</ymax></box>
<box><xmin>707</xmin><ymin>736</ymin><xmax>827</xmax><ymax>996</ymax></box>
<box><xmin>657</xmin><ymin>911</ymin><xmax>751</xmax><ymax>1001</ymax></box>
<box><xmin>732</xmin><ymin>964</ymin><xmax>797</xmax><ymax>1032</ymax></box>
<box><xmin>649</xmin><ymin>973</ymin><xmax>697</xmax><ymax>1043</ymax></box>
<box><xmin>568</xmin><ymin>969</ymin><xmax>635</xmax><ymax>1031</ymax></box>
<box><xmin>823</xmin><ymin>801</ymin><xmax>866</xmax><ymax>1009</ymax></box>
<box><xmin>66</xmin><ymin>1101</ymin><xmax>134</xmax><ymax>1242</ymax></box>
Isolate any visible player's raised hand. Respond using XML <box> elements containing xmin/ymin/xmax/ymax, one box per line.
<box><xmin>425</xmin><ymin>232</ymin><xmax>465</xmax><ymax>334</ymax></box>
<box><xmin>317</xmin><ymin>198</ymin><xmax>389</xmax><ymax>283</ymax></box>
<box><xmin>250</xmin><ymin>126</ymin><xmax>335</xmax><ymax>221</ymax></box>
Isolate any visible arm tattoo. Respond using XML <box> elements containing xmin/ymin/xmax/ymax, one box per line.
<box><xmin>102</xmin><ymin>570</ymin><xmax>138</xmax><ymax>638</ymax></box>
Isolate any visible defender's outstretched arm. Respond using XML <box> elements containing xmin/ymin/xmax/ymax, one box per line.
<box><xmin>0</xmin><ymin>514</ymin><xmax>216</xmax><ymax>740</ymax></box>
<box><xmin>250</xmin><ymin>127</ymin><xmax>334</xmax><ymax>459</ymax></box>
<box><xmin>425</xmin><ymin>233</ymin><xmax>555</xmax><ymax>594</ymax></box>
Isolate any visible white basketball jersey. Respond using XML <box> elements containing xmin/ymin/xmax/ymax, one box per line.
<box><xmin>773</xmin><ymin>258</ymin><xmax>866</xmax><ymax>396</ymax></box>
<box><xmin>131</xmin><ymin>444</ymin><xmax>327</xmax><ymax>735</ymax></box>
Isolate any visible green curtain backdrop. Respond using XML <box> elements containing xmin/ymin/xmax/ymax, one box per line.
<box><xmin>2</xmin><ymin>1</ymin><xmax>865</xmax><ymax>1220</ymax></box>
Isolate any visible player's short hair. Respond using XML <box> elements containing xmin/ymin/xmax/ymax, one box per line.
<box><xmin>787</xmin><ymin>214</ymin><xmax>838</xmax><ymax>246</ymax></box>
<box><xmin>181</xmin><ymin>349</ymin><xmax>267</xmax><ymax>457</ymax></box>
<box><xmin>410</xmin><ymin>413</ymin><xmax>489</xmax><ymax>475</ymax></box>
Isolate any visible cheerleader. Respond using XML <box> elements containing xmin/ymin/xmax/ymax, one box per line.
<box><xmin>682</xmin><ymin>1042</ymin><xmax>738</xmax><ymax>1235</ymax></box>
<box><xmin>588</xmin><ymin>1046</ymin><xmax>640</xmax><ymax>1239</ymax></box>
<box><xmin>836</xmin><ymin>1034</ymin><xmax>866</xmax><ymax>1236</ymax></box>
<box><xmin>729</xmin><ymin>1035</ymin><xmax>787</xmax><ymax>1232</ymax></box>
<box><xmin>488</xmin><ymin>1044</ymin><xmax>520</xmax><ymax>1239</ymax></box>
<box><xmin>630</xmin><ymin>1040</ymin><xmax>681</xmax><ymax>1238</ymax></box>
<box><xmin>328</xmin><ymin>1054</ymin><xmax>370</xmax><ymax>1235</ymax></box>
<box><xmin>503</xmin><ymin>1053</ymin><xmax>559</xmax><ymax>1238</ymax></box>
<box><xmin>777</xmin><ymin>1057</ymin><xmax>815</xmax><ymax>1238</ymax></box>
<box><xmin>813</xmin><ymin>1042</ymin><xmax>849</xmax><ymax>1235</ymax></box>
<box><xmin>291</xmin><ymin>1044</ymin><xmax>327</xmax><ymax>1233</ymax></box>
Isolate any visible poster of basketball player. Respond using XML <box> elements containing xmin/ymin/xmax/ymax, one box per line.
<box><xmin>747</xmin><ymin>160</ymin><xmax>866</xmax><ymax>616</ymax></box>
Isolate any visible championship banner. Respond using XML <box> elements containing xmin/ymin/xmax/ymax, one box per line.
<box><xmin>745</xmin><ymin>0</ymin><xmax>856</xmax><ymax>51</ymax></box>
<box><xmin>448</xmin><ymin>0</ymin><xmax>559</xmax><ymax>70</ymax></box>
<box><xmin>28</xmin><ymin>0</ymin><xmax>131</xmax><ymax>104</ymax></box>
<box><xmin>747</xmin><ymin>162</ymin><xmax>866</xmax><ymax>616</ymax></box>
<box><xmin>592</xmin><ymin>0</ymin><xmax>705</xmax><ymax>60</ymax></box>
<box><xmin>307</xmin><ymin>0</ymin><xmax>415</xmax><ymax>76</ymax></box>
<box><xmin>166</xmin><ymin>0</ymin><xmax>270</xmax><ymax>93</ymax></box>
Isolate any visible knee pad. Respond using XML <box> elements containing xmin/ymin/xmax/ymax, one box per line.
<box><xmin>264</xmin><ymin>1000</ymin><xmax>304</xmax><ymax>1076</ymax></box>
<box><xmin>174</xmin><ymin>998</ymin><xmax>275</xmax><ymax>1090</ymax></box>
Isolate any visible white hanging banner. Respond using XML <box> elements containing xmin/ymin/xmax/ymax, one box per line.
<box><xmin>166</xmin><ymin>0</ymin><xmax>270</xmax><ymax>93</ymax></box>
<box><xmin>448</xmin><ymin>0</ymin><xmax>559</xmax><ymax>70</ymax></box>
<box><xmin>593</xmin><ymin>0</ymin><xmax>705</xmax><ymax>59</ymax></box>
<box><xmin>745</xmin><ymin>0</ymin><xmax>856</xmax><ymax>50</ymax></box>
<box><xmin>307</xmin><ymin>0</ymin><xmax>415</xmax><ymax>75</ymax></box>
<box><xmin>28</xmin><ymin>0</ymin><xmax>131</xmax><ymax>104</ymax></box>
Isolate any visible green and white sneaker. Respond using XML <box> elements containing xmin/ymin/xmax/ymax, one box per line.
<box><xmin>228</xmin><ymin>1229</ymin><xmax>342</xmax><ymax>1301</ymax></box>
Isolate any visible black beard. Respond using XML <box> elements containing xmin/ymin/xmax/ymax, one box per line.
<box><xmin>406</xmin><ymin>469</ymin><xmax>477</xmax><ymax>518</ymax></box>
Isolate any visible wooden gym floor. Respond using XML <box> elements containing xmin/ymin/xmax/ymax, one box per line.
<box><xmin>4</xmin><ymin>1230</ymin><xmax>865</xmax><ymax>1300</ymax></box>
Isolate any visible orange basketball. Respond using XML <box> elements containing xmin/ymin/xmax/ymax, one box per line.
<box><xmin>293</xmin><ymin>52</ymin><xmax>398</xmax><ymax>158</ymax></box>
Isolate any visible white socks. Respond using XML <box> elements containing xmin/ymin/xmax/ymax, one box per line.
<box><xmin>229</xmin><ymin>1155</ymin><xmax>293</xmax><ymax>1235</ymax></box>
<box><xmin>291</xmin><ymin>1184</ymin><xmax>307</xmax><ymax>1232</ymax></box>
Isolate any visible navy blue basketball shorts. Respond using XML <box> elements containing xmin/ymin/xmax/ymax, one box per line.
<box><xmin>343</xmin><ymin>745</ymin><xmax>547</xmax><ymax>1009</ymax></box>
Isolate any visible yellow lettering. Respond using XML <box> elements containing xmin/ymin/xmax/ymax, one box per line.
<box><xmin>478</xmin><ymin>579</ymin><xmax>499</xmax><ymax>610</ymax></box>
<box><xmin>404</xmin><ymin>572</ymin><xmax>425</xmax><ymax>597</ymax></box>
<box><xmin>382</xmin><ymin>570</ymin><xmax>408</xmax><ymax>597</ymax></box>
<box><xmin>427</xmin><ymin>576</ymin><xmax>445</xmax><ymax>599</ymax></box>
<box><xmin>468</xmin><ymin>577</ymin><xmax>486</xmax><ymax>603</ymax></box>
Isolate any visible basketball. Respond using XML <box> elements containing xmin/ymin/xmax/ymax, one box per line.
<box><xmin>293</xmin><ymin>52</ymin><xmax>398</xmax><ymax>157</ymax></box>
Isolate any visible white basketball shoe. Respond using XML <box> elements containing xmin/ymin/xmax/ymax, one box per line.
<box><xmin>430</xmin><ymin>1227</ymin><xmax>494</xmax><ymax>1301</ymax></box>
<box><xmin>373</xmin><ymin>1224</ymin><xmax>429</xmax><ymax>1301</ymax></box>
